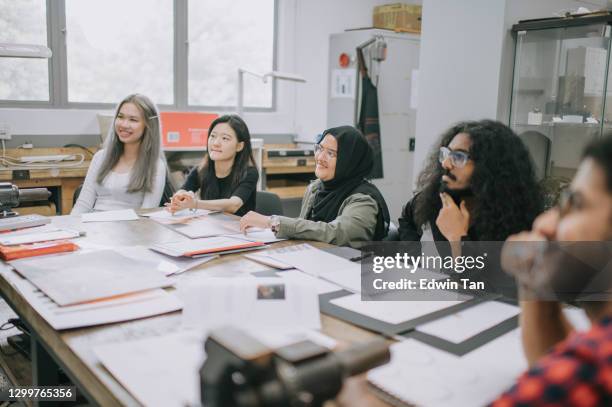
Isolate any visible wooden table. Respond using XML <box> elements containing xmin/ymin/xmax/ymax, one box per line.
<box><xmin>0</xmin><ymin>214</ymin><xmax>390</xmax><ymax>407</ymax></box>
<box><xmin>0</xmin><ymin>147</ymin><xmax>94</xmax><ymax>215</ymax></box>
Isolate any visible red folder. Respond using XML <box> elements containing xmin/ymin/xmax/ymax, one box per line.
<box><xmin>0</xmin><ymin>240</ymin><xmax>79</xmax><ymax>261</ymax></box>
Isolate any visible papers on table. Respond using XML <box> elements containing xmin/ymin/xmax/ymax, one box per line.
<box><xmin>164</xmin><ymin>212</ymin><xmax>242</xmax><ymax>238</ymax></box>
<box><xmin>94</xmin><ymin>332</ymin><xmax>204</xmax><ymax>407</ymax></box>
<box><xmin>10</xmin><ymin>250</ymin><xmax>172</xmax><ymax>306</ymax></box>
<box><xmin>367</xmin><ymin>330</ymin><xmax>526</xmax><ymax>407</ymax></box>
<box><xmin>275</xmin><ymin>270</ymin><xmax>343</xmax><ymax>295</ymax></box>
<box><xmin>262</xmin><ymin>244</ymin><xmax>362</xmax><ymax>293</ymax></box>
<box><xmin>82</xmin><ymin>209</ymin><xmax>139</xmax><ymax>222</ymax></box>
<box><xmin>93</xmin><ymin>328</ymin><xmax>336</xmax><ymax>407</ymax></box>
<box><xmin>150</xmin><ymin>236</ymin><xmax>264</xmax><ymax>258</ymax></box>
<box><xmin>416</xmin><ymin>301</ymin><xmax>519</xmax><ymax>343</ymax></box>
<box><xmin>1</xmin><ymin>268</ymin><xmax>181</xmax><ymax>330</ymax></box>
<box><xmin>330</xmin><ymin>293</ymin><xmax>464</xmax><ymax>325</ymax></box>
<box><xmin>115</xmin><ymin>245</ymin><xmax>217</xmax><ymax>276</ymax></box>
<box><xmin>141</xmin><ymin>208</ymin><xmax>214</xmax><ymax>224</ymax></box>
<box><xmin>227</xmin><ymin>229</ymin><xmax>285</xmax><ymax>244</ymax></box>
<box><xmin>179</xmin><ymin>277</ymin><xmax>321</xmax><ymax>332</ymax></box>
<box><xmin>0</xmin><ymin>229</ymin><xmax>82</xmax><ymax>246</ymax></box>
<box><xmin>0</xmin><ymin>224</ymin><xmax>60</xmax><ymax>237</ymax></box>
<box><xmin>244</xmin><ymin>252</ymin><xmax>293</xmax><ymax>270</ymax></box>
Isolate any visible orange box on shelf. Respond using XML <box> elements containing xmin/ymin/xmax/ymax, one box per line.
<box><xmin>159</xmin><ymin>112</ymin><xmax>218</xmax><ymax>150</ymax></box>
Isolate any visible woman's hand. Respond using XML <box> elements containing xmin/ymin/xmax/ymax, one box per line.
<box><xmin>240</xmin><ymin>211</ymin><xmax>271</xmax><ymax>233</ymax></box>
<box><xmin>166</xmin><ymin>190</ymin><xmax>196</xmax><ymax>213</ymax></box>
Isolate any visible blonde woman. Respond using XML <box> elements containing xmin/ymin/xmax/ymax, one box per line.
<box><xmin>71</xmin><ymin>94</ymin><xmax>166</xmax><ymax>214</ymax></box>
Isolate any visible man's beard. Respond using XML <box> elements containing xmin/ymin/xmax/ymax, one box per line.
<box><xmin>439</xmin><ymin>170</ymin><xmax>473</xmax><ymax>205</ymax></box>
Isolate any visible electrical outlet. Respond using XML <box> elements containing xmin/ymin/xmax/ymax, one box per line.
<box><xmin>0</xmin><ymin>122</ymin><xmax>11</xmax><ymax>140</ymax></box>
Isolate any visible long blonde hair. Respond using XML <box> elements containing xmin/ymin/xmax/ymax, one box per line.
<box><xmin>97</xmin><ymin>94</ymin><xmax>162</xmax><ymax>193</ymax></box>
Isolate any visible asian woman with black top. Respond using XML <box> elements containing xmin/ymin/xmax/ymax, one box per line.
<box><xmin>166</xmin><ymin>115</ymin><xmax>258</xmax><ymax>216</ymax></box>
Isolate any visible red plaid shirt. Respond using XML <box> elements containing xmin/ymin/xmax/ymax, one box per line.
<box><xmin>492</xmin><ymin>315</ymin><xmax>612</xmax><ymax>407</ymax></box>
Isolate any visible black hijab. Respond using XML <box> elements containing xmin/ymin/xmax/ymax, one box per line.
<box><xmin>309</xmin><ymin>126</ymin><xmax>390</xmax><ymax>241</ymax></box>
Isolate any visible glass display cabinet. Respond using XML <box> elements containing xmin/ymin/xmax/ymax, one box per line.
<box><xmin>510</xmin><ymin>14</ymin><xmax>612</xmax><ymax>183</ymax></box>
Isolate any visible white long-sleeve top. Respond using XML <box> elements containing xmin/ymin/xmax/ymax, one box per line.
<box><xmin>71</xmin><ymin>150</ymin><xmax>166</xmax><ymax>214</ymax></box>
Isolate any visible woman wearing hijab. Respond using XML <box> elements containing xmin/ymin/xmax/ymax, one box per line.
<box><xmin>239</xmin><ymin>126</ymin><xmax>390</xmax><ymax>248</ymax></box>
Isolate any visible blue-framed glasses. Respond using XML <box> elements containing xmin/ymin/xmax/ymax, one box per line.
<box><xmin>439</xmin><ymin>146</ymin><xmax>471</xmax><ymax>168</ymax></box>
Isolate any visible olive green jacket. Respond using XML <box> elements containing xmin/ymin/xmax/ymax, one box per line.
<box><xmin>275</xmin><ymin>180</ymin><xmax>379</xmax><ymax>248</ymax></box>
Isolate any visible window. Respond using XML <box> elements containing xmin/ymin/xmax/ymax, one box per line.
<box><xmin>0</xmin><ymin>0</ymin><xmax>49</xmax><ymax>101</ymax></box>
<box><xmin>65</xmin><ymin>0</ymin><xmax>174</xmax><ymax>104</ymax></box>
<box><xmin>0</xmin><ymin>1</ymin><xmax>277</xmax><ymax>109</ymax></box>
<box><xmin>188</xmin><ymin>0</ymin><xmax>275</xmax><ymax>108</ymax></box>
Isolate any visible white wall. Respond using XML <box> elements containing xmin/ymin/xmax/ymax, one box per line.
<box><xmin>412</xmin><ymin>0</ymin><xmax>507</xmax><ymax>183</ymax></box>
<box><xmin>412</xmin><ymin>0</ymin><xmax>607</xmax><ymax>187</ymax></box>
<box><xmin>292</xmin><ymin>0</ymin><xmax>421</xmax><ymax>141</ymax></box>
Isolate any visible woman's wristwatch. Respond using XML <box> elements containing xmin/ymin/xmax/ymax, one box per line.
<box><xmin>269</xmin><ymin>215</ymin><xmax>280</xmax><ymax>233</ymax></box>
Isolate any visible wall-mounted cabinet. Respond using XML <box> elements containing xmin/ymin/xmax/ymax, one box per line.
<box><xmin>510</xmin><ymin>14</ymin><xmax>612</xmax><ymax>181</ymax></box>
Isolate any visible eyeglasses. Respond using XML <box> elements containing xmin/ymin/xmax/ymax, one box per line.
<box><xmin>314</xmin><ymin>144</ymin><xmax>337</xmax><ymax>160</ymax></box>
<box><xmin>439</xmin><ymin>146</ymin><xmax>471</xmax><ymax>168</ymax></box>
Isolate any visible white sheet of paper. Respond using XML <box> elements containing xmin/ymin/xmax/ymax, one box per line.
<box><xmin>93</xmin><ymin>327</ymin><xmax>336</xmax><ymax>407</ymax></box>
<box><xmin>11</xmin><ymin>249</ymin><xmax>172</xmax><ymax>306</ymax></box>
<box><xmin>0</xmin><ymin>229</ymin><xmax>81</xmax><ymax>246</ymax></box>
<box><xmin>417</xmin><ymin>301</ymin><xmax>519</xmax><ymax>343</ymax></box>
<box><xmin>3</xmin><ymin>269</ymin><xmax>182</xmax><ymax>330</ymax></box>
<box><xmin>244</xmin><ymin>253</ymin><xmax>293</xmax><ymax>270</ymax></box>
<box><xmin>276</xmin><ymin>270</ymin><xmax>342</xmax><ymax>295</ymax></box>
<box><xmin>0</xmin><ymin>224</ymin><xmax>60</xmax><ymax>237</ymax></box>
<box><xmin>247</xmin><ymin>327</ymin><xmax>337</xmax><ymax>350</ymax></box>
<box><xmin>82</xmin><ymin>209</ymin><xmax>139</xmax><ymax>222</ymax></box>
<box><xmin>368</xmin><ymin>330</ymin><xmax>526</xmax><ymax>407</ymax></box>
<box><xmin>142</xmin><ymin>208</ymin><xmax>214</xmax><ymax>223</ymax></box>
<box><xmin>94</xmin><ymin>332</ymin><xmax>204</xmax><ymax>407</ymax></box>
<box><xmin>330</xmin><ymin>293</ymin><xmax>464</xmax><ymax>325</ymax></box>
<box><xmin>179</xmin><ymin>277</ymin><xmax>321</xmax><ymax>332</ymax></box>
<box><xmin>115</xmin><ymin>246</ymin><xmax>217</xmax><ymax>276</ymax></box>
<box><xmin>263</xmin><ymin>244</ymin><xmax>362</xmax><ymax>293</ymax></box>
<box><xmin>167</xmin><ymin>213</ymin><xmax>242</xmax><ymax>238</ymax></box>
<box><xmin>227</xmin><ymin>229</ymin><xmax>285</xmax><ymax>244</ymax></box>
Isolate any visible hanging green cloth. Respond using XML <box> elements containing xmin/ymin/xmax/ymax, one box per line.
<box><xmin>357</xmin><ymin>46</ymin><xmax>384</xmax><ymax>179</ymax></box>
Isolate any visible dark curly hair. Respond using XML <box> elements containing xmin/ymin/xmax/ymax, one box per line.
<box><xmin>413</xmin><ymin>120</ymin><xmax>544</xmax><ymax>241</ymax></box>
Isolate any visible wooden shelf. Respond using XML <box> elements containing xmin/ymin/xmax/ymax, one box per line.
<box><xmin>265</xmin><ymin>165</ymin><xmax>315</xmax><ymax>175</ymax></box>
<box><xmin>266</xmin><ymin>186</ymin><xmax>308</xmax><ymax>199</ymax></box>
<box><xmin>262</xmin><ymin>143</ymin><xmax>315</xmax><ymax>200</ymax></box>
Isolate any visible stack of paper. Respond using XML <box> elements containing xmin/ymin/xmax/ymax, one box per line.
<box><xmin>367</xmin><ymin>331</ymin><xmax>526</xmax><ymax>406</ymax></box>
<box><xmin>260</xmin><ymin>244</ymin><xmax>362</xmax><ymax>293</ymax></box>
<box><xmin>93</xmin><ymin>328</ymin><xmax>336</xmax><ymax>407</ymax></box>
<box><xmin>10</xmin><ymin>250</ymin><xmax>172</xmax><ymax>306</ymax></box>
<box><xmin>0</xmin><ymin>268</ymin><xmax>182</xmax><ymax>330</ymax></box>
<box><xmin>0</xmin><ymin>228</ymin><xmax>82</xmax><ymax>246</ymax></box>
<box><xmin>179</xmin><ymin>277</ymin><xmax>321</xmax><ymax>332</ymax></box>
<box><xmin>141</xmin><ymin>209</ymin><xmax>214</xmax><ymax>224</ymax></box>
<box><xmin>164</xmin><ymin>212</ymin><xmax>242</xmax><ymax>238</ymax></box>
<box><xmin>114</xmin><ymin>246</ymin><xmax>217</xmax><ymax>276</ymax></box>
<box><xmin>82</xmin><ymin>209</ymin><xmax>139</xmax><ymax>222</ymax></box>
<box><xmin>150</xmin><ymin>236</ymin><xmax>264</xmax><ymax>258</ymax></box>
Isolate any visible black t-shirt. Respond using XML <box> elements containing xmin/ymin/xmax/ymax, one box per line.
<box><xmin>181</xmin><ymin>166</ymin><xmax>258</xmax><ymax>216</ymax></box>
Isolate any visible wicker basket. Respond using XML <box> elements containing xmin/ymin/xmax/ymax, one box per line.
<box><xmin>373</xmin><ymin>3</ymin><xmax>422</xmax><ymax>33</ymax></box>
